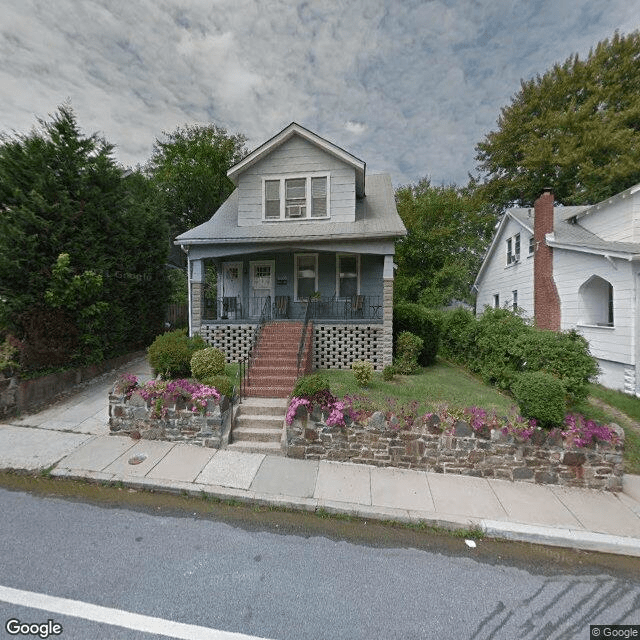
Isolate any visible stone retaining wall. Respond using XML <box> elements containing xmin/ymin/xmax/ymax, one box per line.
<box><xmin>286</xmin><ymin>410</ymin><xmax>625</xmax><ymax>491</ymax></box>
<box><xmin>108</xmin><ymin>390</ymin><xmax>231</xmax><ymax>448</ymax></box>
<box><xmin>1</xmin><ymin>351</ymin><xmax>145</xmax><ymax>419</ymax></box>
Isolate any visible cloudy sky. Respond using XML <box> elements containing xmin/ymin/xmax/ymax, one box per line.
<box><xmin>1</xmin><ymin>0</ymin><xmax>638</xmax><ymax>187</ymax></box>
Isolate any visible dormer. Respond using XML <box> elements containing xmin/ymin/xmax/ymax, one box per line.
<box><xmin>227</xmin><ymin>122</ymin><xmax>366</xmax><ymax>227</ymax></box>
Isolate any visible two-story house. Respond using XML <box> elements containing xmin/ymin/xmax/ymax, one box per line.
<box><xmin>473</xmin><ymin>186</ymin><xmax>640</xmax><ymax>395</ymax></box>
<box><xmin>175</xmin><ymin>122</ymin><xmax>406</xmax><ymax>397</ymax></box>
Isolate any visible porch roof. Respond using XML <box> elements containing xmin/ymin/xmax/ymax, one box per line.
<box><xmin>175</xmin><ymin>174</ymin><xmax>406</xmax><ymax>246</ymax></box>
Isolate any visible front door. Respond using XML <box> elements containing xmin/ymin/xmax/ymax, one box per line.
<box><xmin>250</xmin><ymin>260</ymin><xmax>274</xmax><ymax>318</ymax></box>
<box><xmin>221</xmin><ymin>262</ymin><xmax>242</xmax><ymax>319</ymax></box>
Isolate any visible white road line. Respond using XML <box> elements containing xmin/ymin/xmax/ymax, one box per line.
<box><xmin>0</xmin><ymin>585</ymin><xmax>272</xmax><ymax>640</ymax></box>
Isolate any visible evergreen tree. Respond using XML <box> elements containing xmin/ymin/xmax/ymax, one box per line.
<box><xmin>0</xmin><ymin>104</ymin><xmax>169</xmax><ymax>368</ymax></box>
<box><xmin>476</xmin><ymin>30</ymin><xmax>640</xmax><ymax>209</ymax></box>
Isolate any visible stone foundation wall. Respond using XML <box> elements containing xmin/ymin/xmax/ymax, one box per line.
<box><xmin>286</xmin><ymin>410</ymin><xmax>625</xmax><ymax>491</ymax></box>
<box><xmin>109</xmin><ymin>390</ymin><xmax>231</xmax><ymax>448</ymax></box>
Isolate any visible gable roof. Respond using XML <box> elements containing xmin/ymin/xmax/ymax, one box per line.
<box><xmin>227</xmin><ymin>122</ymin><xmax>366</xmax><ymax>197</ymax></box>
<box><xmin>474</xmin><ymin>198</ymin><xmax>640</xmax><ymax>290</ymax></box>
<box><xmin>175</xmin><ymin>173</ymin><xmax>406</xmax><ymax>246</ymax></box>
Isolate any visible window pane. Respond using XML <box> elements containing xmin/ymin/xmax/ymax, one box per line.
<box><xmin>265</xmin><ymin>180</ymin><xmax>280</xmax><ymax>219</ymax></box>
<box><xmin>311</xmin><ymin>177</ymin><xmax>327</xmax><ymax>217</ymax></box>
<box><xmin>338</xmin><ymin>255</ymin><xmax>358</xmax><ymax>297</ymax></box>
<box><xmin>296</xmin><ymin>255</ymin><xmax>316</xmax><ymax>299</ymax></box>
<box><xmin>285</xmin><ymin>178</ymin><xmax>306</xmax><ymax>218</ymax></box>
<box><xmin>286</xmin><ymin>178</ymin><xmax>306</xmax><ymax>199</ymax></box>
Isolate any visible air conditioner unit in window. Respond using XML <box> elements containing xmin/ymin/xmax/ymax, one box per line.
<box><xmin>286</xmin><ymin>204</ymin><xmax>305</xmax><ymax>218</ymax></box>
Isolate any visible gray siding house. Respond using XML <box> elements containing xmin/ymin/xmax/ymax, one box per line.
<box><xmin>175</xmin><ymin>123</ymin><xmax>406</xmax><ymax>371</ymax></box>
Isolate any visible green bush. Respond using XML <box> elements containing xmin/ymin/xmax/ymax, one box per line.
<box><xmin>439</xmin><ymin>307</ymin><xmax>477</xmax><ymax>364</ymax></box>
<box><xmin>351</xmin><ymin>360</ymin><xmax>374</xmax><ymax>387</ymax></box>
<box><xmin>511</xmin><ymin>371</ymin><xmax>566</xmax><ymax>428</ymax></box>
<box><xmin>393</xmin><ymin>301</ymin><xmax>442</xmax><ymax>366</ymax></box>
<box><xmin>382</xmin><ymin>365</ymin><xmax>396</xmax><ymax>381</ymax></box>
<box><xmin>147</xmin><ymin>329</ymin><xmax>206</xmax><ymax>379</ymax></box>
<box><xmin>201</xmin><ymin>374</ymin><xmax>234</xmax><ymax>398</ymax></box>
<box><xmin>292</xmin><ymin>372</ymin><xmax>331</xmax><ymax>400</ymax></box>
<box><xmin>509</xmin><ymin>329</ymin><xmax>599</xmax><ymax>404</ymax></box>
<box><xmin>395</xmin><ymin>331</ymin><xmax>424</xmax><ymax>375</ymax></box>
<box><xmin>191</xmin><ymin>347</ymin><xmax>226</xmax><ymax>380</ymax></box>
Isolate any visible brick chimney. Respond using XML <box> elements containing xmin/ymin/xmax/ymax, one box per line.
<box><xmin>533</xmin><ymin>190</ymin><xmax>561</xmax><ymax>330</ymax></box>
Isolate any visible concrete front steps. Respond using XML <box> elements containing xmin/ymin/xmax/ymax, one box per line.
<box><xmin>227</xmin><ymin>397</ymin><xmax>288</xmax><ymax>455</ymax></box>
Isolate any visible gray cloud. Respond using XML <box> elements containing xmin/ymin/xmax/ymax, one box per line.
<box><xmin>1</xmin><ymin>0</ymin><xmax>638</xmax><ymax>185</ymax></box>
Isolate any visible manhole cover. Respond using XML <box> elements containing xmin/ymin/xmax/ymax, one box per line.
<box><xmin>128</xmin><ymin>454</ymin><xmax>147</xmax><ymax>465</ymax></box>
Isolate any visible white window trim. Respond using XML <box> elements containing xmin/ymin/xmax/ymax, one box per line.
<box><xmin>336</xmin><ymin>253</ymin><xmax>360</xmax><ymax>299</ymax></box>
<box><xmin>506</xmin><ymin>233</ymin><xmax>521</xmax><ymax>266</ymax></box>
<box><xmin>261</xmin><ymin>172</ymin><xmax>330</xmax><ymax>221</ymax></box>
<box><xmin>294</xmin><ymin>253</ymin><xmax>319</xmax><ymax>301</ymax></box>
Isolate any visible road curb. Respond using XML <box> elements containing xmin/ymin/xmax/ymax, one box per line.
<box><xmin>46</xmin><ymin>468</ymin><xmax>640</xmax><ymax>557</ymax></box>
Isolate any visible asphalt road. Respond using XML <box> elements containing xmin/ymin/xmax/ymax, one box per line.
<box><xmin>0</xmin><ymin>486</ymin><xmax>639</xmax><ymax>640</ymax></box>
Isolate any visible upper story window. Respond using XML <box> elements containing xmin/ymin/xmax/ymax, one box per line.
<box><xmin>263</xmin><ymin>174</ymin><xmax>329</xmax><ymax>221</ymax></box>
<box><xmin>529</xmin><ymin>235</ymin><xmax>535</xmax><ymax>255</ymax></box>
<box><xmin>506</xmin><ymin>233</ymin><xmax>520</xmax><ymax>265</ymax></box>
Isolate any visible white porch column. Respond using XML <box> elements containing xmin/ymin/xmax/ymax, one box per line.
<box><xmin>189</xmin><ymin>258</ymin><xmax>205</xmax><ymax>337</ymax></box>
<box><xmin>382</xmin><ymin>255</ymin><xmax>394</xmax><ymax>368</ymax></box>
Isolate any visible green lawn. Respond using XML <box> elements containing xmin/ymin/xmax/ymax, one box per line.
<box><xmin>321</xmin><ymin>359</ymin><xmax>515</xmax><ymax>415</ymax></box>
<box><xmin>316</xmin><ymin>360</ymin><xmax>640</xmax><ymax>475</ymax></box>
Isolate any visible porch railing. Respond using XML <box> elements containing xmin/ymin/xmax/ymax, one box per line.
<box><xmin>204</xmin><ymin>295</ymin><xmax>383</xmax><ymax>322</ymax></box>
<box><xmin>239</xmin><ymin>295</ymin><xmax>272</xmax><ymax>400</ymax></box>
<box><xmin>296</xmin><ymin>296</ymin><xmax>313</xmax><ymax>374</ymax></box>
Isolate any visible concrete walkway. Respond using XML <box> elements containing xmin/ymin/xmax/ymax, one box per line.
<box><xmin>1</xmin><ymin>356</ymin><xmax>640</xmax><ymax>557</ymax></box>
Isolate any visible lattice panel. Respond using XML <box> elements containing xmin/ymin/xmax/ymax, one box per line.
<box><xmin>313</xmin><ymin>324</ymin><xmax>384</xmax><ymax>370</ymax></box>
<box><xmin>201</xmin><ymin>324</ymin><xmax>256</xmax><ymax>362</ymax></box>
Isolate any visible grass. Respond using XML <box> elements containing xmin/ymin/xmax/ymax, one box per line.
<box><xmin>315</xmin><ymin>360</ymin><xmax>640</xmax><ymax>475</ymax></box>
<box><xmin>321</xmin><ymin>358</ymin><xmax>515</xmax><ymax>415</ymax></box>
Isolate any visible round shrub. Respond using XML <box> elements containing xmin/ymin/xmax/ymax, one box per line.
<box><xmin>509</xmin><ymin>329</ymin><xmax>599</xmax><ymax>404</ymax></box>
<box><xmin>201</xmin><ymin>374</ymin><xmax>234</xmax><ymax>399</ymax></box>
<box><xmin>394</xmin><ymin>331</ymin><xmax>424</xmax><ymax>375</ymax></box>
<box><xmin>292</xmin><ymin>372</ymin><xmax>330</xmax><ymax>399</ymax></box>
<box><xmin>511</xmin><ymin>371</ymin><xmax>566</xmax><ymax>428</ymax></box>
<box><xmin>147</xmin><ymin>329</ymin><xmax>206</xmax><ymax>379</ymax></box>
<box><xmin>439</xmin><ymin>307</ymin><xmax>477</xmax><ymax>364</ymax></box>
<box><xmin>382</xmin><ymin>365</ymin><xmax>396</xmax><ymax>381</ymax></box>
<box><xmin>351</xmin><ymin>360</ymin><xmax>374</xmax><ymax>387</ymax></box>
<box><xmin>191</xmin><ymin>347</ymin><xmax>226</xmax><ymax>380</ymax></box>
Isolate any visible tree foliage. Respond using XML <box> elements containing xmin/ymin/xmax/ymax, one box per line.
<box><xmin>146</xmin><ymin>123</ymin><xmax>247</xmax><ymax>236</ymax></box>
<box><xmin>394</xmin><ymin>179</ymin><xmax>495</xmax><ymax>307</ymax></box>
<box><xmin>0</xmin><ymin>104</ymin><xmax>170</xmax><ymax>368</ymax></box>
<box><xmin>476</xmin><ymin>30</ymin><xmax>640</xmax><ymax>209</ymax></box>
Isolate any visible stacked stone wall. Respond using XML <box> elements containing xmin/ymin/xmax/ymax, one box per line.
<box><xmin>109</xmin><ymin>390</ymin><xmax>230</xmax><ymax>448</ymax></box>
<box><xmin>286</xmin><ymin>410</ymin><xmax>625</xmax><ymax>491</ymax></box>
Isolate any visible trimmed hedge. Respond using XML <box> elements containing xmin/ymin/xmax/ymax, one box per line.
<box><xmin>394</xmin><ymin>331</ymin><xmax>423</xmax><ymax>375</ymax></box>
<box><xmin>191</xmin><ymin>347</ymin><xmax>226</xmax><ymax>380</ymax></box>
<box><xmin>439</xmin><ymin>307</ymin><xmax>599</xmax><ymax>407</ymax></box>
<box><xmin>511</xmin><ymin>371</ymin><xmax>566</xmax><ymax>428</ymax></box>
<box><xmin>147</xmin><ymin>329</ymin><xmax>206</xmax><ymax>379</ymax></box>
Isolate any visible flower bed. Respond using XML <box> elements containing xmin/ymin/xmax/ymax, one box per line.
<box><xmin>285</xmin><ymin>396</ymin><xmax>625</xmax><ymax>491</ymax></box>
<box><xmin>109</xmin><ymin>375</ymin><xmax>229</xmax><ymax>448</ymax></box>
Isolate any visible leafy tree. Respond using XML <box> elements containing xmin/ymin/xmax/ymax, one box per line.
<box><xmin>0</xmin><ymin>104</ymin><xmax>169</xmax><ymax>368</ymax></box>
<box><xmin>476</xmin><ymin>30</ymin><xmax>640</xmax><ymax>209</ymax></box>
<box><xmin>394</xmin><ymin>179</ymin><xmax>495</xmax><ymax>307</ymax></box>
<box><xmin>146</xmin><ymin>123</ymin><xmax>247</xmax><ymax>236</ymax></box>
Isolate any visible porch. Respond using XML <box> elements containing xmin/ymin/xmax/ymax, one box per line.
<box><xmin>203</xmin><ymin>294</ymin><xmax>384</xmax><ymax>323</ymax></box>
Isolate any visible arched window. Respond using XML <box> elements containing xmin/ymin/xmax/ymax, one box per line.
<box><xmin>579</xmin><ymin>276</ymin><xmax>613</xmax><ymax>326</ymax></box>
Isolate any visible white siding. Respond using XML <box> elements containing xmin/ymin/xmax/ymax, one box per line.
<box><xmin>475</xmin><ymin>217</ymin><xmax>534</xmax><ymax>318</ymax></box>
<box><xmin>236</xmin><ymin>135</ymin><xmax>355</xmax><ymax>226</ymax></box>
<box><xmin>554</xmin><ymin>248</ymin><xmax>635</xmax><ymax>366</ymax></box>
<box><xmin>578</xmin><ymin>191</ymin><xmax>640</xmax><ymax>241</ymax></box>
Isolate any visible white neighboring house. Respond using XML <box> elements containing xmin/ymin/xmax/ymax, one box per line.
<box><xmin>473</xmin><ymin>185</ymin><xmax>640</xmax><ymax>395</ymax></box>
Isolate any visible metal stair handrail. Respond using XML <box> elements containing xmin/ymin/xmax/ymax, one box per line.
<box><xmin>239</xmin><ymin>295</ymin><xmax>272</xmax><ymax>401</ymax></box>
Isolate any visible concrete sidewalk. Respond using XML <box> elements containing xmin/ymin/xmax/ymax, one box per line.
<box><xmin>1</xmin><ymin>356</ymin><xmax>640</xmax><ymax>557</ymax></box>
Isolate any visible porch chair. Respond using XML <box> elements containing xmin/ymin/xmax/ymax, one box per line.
<box><xmin>274</xmin><ymin>295</ymin><xmax>290</xmax><ymax>318</ymax></box>
<box><xmin>222</xmin><ymin>296</ymin><xmax>240</xmax><ymax>319</ymax></box>
<box><xmin>348</xmin><ymin>294</ymin><xmax>365</xmax><ymax>318</ymax></box>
